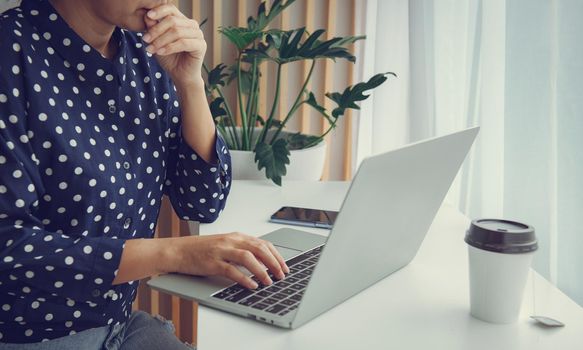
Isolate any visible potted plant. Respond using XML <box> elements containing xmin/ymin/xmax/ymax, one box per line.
<box><xmin>203</xmin><ymin>0</ymin><xmax>394</xmax><ymax>185</ymax></box>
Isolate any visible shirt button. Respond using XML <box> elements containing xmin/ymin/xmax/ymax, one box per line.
<box><xmin>123</xmin><ymin>161</ymin><xmax>131</xmax><ymax>170</ymax></box>
<box><xmin>123</xmin><ymin>217</ymin><xmax>132</xmax><ymax>229</ymax></box>
<box><xmin>109</xmin><ymin>105</ymin><xmax>116</xmax><ymax>113</ymax></box>
<box><xmin>92</xmin><ymin>289</ymin><xmax>101</xmax><ymax>297</ymax></box>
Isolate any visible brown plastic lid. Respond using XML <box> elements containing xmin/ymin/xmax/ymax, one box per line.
<box><xmin>465</xmin><ymin>219</ymin><xmax>538</xmax><ymax>254</ymax></box>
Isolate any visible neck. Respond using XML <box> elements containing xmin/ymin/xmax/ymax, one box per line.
<box><xmin>49</xmin><ymin>0</ymin><xmax>117</xmax><ymax>59</ymax></box>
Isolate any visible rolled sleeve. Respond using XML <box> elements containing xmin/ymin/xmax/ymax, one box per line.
<box><xmin>164</xmin><ymin>128</ymin><xmax>232</xmax><ymax>223</ymax></box>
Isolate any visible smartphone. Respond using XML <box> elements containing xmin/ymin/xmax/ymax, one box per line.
<box><xmin>269</xmin><ymin>206</ymin><xmax>338</xmax><ymax>229</ymax></box>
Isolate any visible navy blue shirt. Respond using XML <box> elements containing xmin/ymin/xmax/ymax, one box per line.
<box><xmin>0</xmin><ymin>0</ymin><xmax>231</xmax><ymax>343</ymax></box>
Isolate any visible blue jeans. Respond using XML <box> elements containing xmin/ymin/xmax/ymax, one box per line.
<box><xmin>0</xmin><ymin>311</ymin><xmax>194</xmax><ymax>350</ymax></box>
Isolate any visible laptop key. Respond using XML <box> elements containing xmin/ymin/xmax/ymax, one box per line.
<box><xmin>285</xmin><ymin>276</ymin><xmax>300</xmax><ymax>284</ymax></box>
<box><xmin>223</xmin><ymin>285</ymin><xmax>244</xmax><ymax>295</ymax></box>
<box><xmin>265</xmin><ymin>304</ymin><xmax>286</xmax><ymax>314</ymax></box>
<box><xmin>281</xmin><ymin>288</ymin><xmax>296</xmax><ymax>295</ymax></box>
<box><xmin>263</xmin><ymin>298</ymin><xmax>279</xmax><ymax>305</ymax></box>
<box><xmin>285</xmin><ymin>253</ymin><xmax>311</xmax><ymax>267</ymax></box>
<box><xmin>273</xmin><ymin>292</ymin><xmax>288</xmax><ymax>299</ymax></box>
<box><xmin>239</xmin><ymin>295</ymin><xmax>263</xmax><ymax>306</ymax></box>
<box><xmin>225</xmin><ymin>289</ymin><xmax>254</xmax><ymax>303</ymax></box>
<box><xmin>265</xmin><ymin>285</ymin><xmax>283</xmax><ymax>293</ymax></box>
<box><xmin>290</xmin><ymin>294</ymin><xmax>303</xmax><ymax>302</ymax></box>
<box><xmin>257</xmin><ymin>291</ymin><xmax>272</xmax><ymax>298</ymax></box>
<box><xmin>279</xmin><ymin>309</ymin><xmax>291</xmax><ymax>316</ymax></box>
<box><xmin>281</xmin><ymin>299</ymin><xmax>297</xmax><ymax>306</ymax></box>
<box><xmin>275</xmin><ymin>281</ymin><xmax>291</xmax><ymax>288</ymax></box>
<box><xmin>252</xmin><ymin>302</ymin><xmax>269</xmax><ymax>310</ymax></box>
<box><xmin>212</xmin><ymin>292</ymin><xmax>230</xmax><ymax>299</ymax></box>
<box><xmin>289</xmin><ymin>284</ymin><xmax>304</xmax><ymax>291</ymax></box>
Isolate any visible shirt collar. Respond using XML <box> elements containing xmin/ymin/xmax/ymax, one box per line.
<box><xmin>21</xmin><ymin>0</ymin><xmax>128</xmax><ymax>85</ymax></box>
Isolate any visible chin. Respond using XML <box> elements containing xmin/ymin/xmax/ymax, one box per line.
<box><xmin>120</xmin><ymin>16</ymin><xmax>148</xmax><ymax>32</ymax></box>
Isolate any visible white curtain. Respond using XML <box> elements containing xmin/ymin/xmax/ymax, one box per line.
<box><xmin>356</xmin><ymin>0</ymin><xmax>583</xmax><ymax>306</ymax></box>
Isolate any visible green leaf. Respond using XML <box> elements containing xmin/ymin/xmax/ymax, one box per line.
<box><xmin>206</xmin><ymin>63</ymin><xmax>229</xmax><ymax>88</ymax></box>
<box><xmin>245</xmin><ymin>28</ymin><xmax>365</xmax><ymax>64</ymax></box>
<box><xmin>209</xmin><ymin>97</ymin><xmax>227</xmax><ymax>119</ymax></box>
<box><xmin>285</xmin><ymin>132</ymin><xmax>322</xmax><ymax>150</ymax></box>
<box><xmin>247</xmin><ymin>0</ymin><xmax>297</xmax><ymax>32</ymax></box>
<box><xmin>219</xmin><ymin>0</ymin><xmax>296</xmax><ymax>51</ymax></box>
<box><xmin>219</xmin><ymin>27</ymin><xmax>264</xmax><ymax>51</ymax></box>
<box><xmin>326</xmin><ymin>72</ymin><xmax>395</xmax><ymax>118</ymax></box>
<box><xmin>305</xmin><ymin>92</ymin><xmax>327</xmax><ymax>115</ymax></box>
<box><xmin>254</xmin><ymin>138</ymin><xmax>290</xmax><ymax>186</ymax></box>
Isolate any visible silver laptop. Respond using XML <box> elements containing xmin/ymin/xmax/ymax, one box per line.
<box><xmin>148</xmin><ymin>127</ymin><xmax>479</xmax><ymax>329</ymax></box>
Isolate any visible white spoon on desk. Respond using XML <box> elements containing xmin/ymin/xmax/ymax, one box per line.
<box><xmin>530</xmin><ymin>315</ymin><xmax>565</xmax><ymax>327</ymax></box>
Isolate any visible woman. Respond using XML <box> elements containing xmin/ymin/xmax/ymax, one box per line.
<box><xmin>0</xmin><ymin>0</ymin><xmax>288</xmax><ymax>348</ymax></box>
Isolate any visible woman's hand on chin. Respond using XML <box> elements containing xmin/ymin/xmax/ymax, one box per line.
<box><xmin>142</xmin><ymin>4</ymin><xmax>206</xmax><ymax>89</ymax></box>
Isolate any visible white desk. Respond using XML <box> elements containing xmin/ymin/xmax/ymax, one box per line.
<box><xmin>191</xmin><ymin>180</ymin><xmax>583</xmax><ymax>349</ymax></box>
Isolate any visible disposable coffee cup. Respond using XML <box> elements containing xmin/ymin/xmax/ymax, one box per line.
<box><xmin>465</xmin><ymin>219</ymin><xmax>538</xmax><ymax>324</ymax></box>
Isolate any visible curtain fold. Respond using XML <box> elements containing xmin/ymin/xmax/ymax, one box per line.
<box><xmin>358</xmin><ymin>0</ymin><xmax>583</xmax><ymax>306</ymax></box>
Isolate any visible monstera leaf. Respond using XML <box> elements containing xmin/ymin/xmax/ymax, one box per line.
<box><xmin>286</xmin><ymin>132</ymin><xmax>322</xmax><ymax>150</ymax></box>
<box><xmin>326</xmin><ymin>72</ymin><xmax>396</xmax><ymax>118</ymax></box>
<box><xmin>219</xmin><ymin>0</ymin><xmax>296</xmax><ymax>51</ymax></box>
<box><xmin>247</xmin><ymin>0</ymin><xmax>296</xmax><ymax>32</ymax></box>
<box><xmin>254</xmin><ymin>138</ymin><xmax>290</xmax><ymax>186</ymax></box>
<box><xmin>219</xmin><ymin>27</ymin><xmax>264</xmax><ymax>51</ymax></box>
<box><xmin>206</xmin><ymin>63</ymin><xmax>229</xmax><ymax>88</ymax></box>
<box><xmin>244</xmin><ymin>28</ymin><xmax>365</xmax><ymax>64</ymax></box>
<box><xmin>209</xmin><ymin>97</ymin><xmax>227</xmax><ymax>119</ymax></box>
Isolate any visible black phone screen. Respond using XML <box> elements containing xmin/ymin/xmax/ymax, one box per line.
<box><xmin>271</xmin><ymin>206</ymin><xmax>338</xmax><ymax>226</ymax></box>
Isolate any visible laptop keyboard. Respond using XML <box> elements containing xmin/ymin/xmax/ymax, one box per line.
<box><xmin>211</xmin><ymin>245</ymin><xmax>324</xmax><ymax>316</ymax></box>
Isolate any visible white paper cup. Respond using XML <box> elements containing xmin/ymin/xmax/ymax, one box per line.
<box><xmin>465</xmin><ymin>219</ymin><xmax>537</xmax><ymax>324</ymax></box>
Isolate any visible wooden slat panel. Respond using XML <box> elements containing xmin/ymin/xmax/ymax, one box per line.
<box><xmin>191</xmin><ymin>0</ymin><xmax>201</xmax><ymax>20</ymax></box>
<box><xmin>299</xmin><ymin>0</ymin><xmax>315</xmax><ymax>133</ymax></box>
<box><xmin>212</xmin><ymin>0</ymin><xmax>222</xmax><ymax>67</ymax></box>
<box><xmin>342</xmin><ymin>0</ymin><xmax>356</xmax><ymax>180</ymax></box>
<box><xmin>277</xmin><ymin>9</ymin><xmax>289</xmax><ymax>122</ymax></box>
<box><xmin>321</xmin><ymin>0</ymin><xmax>337</xmax><ymax>180</ymax></box>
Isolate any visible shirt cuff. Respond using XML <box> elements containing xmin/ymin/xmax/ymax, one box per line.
<box><xmin>176</xmin><ymin>128</ymin><xmax>231</xmax><ymax>191</ymax></box>
<box><xmin>81</xmin><ymin>236</ymin><xmax>126</xmax><ymax>303</ymax></box>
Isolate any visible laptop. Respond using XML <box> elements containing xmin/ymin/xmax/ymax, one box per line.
<box><xmin>148</xmin><ymin>127</ymin><xmax>479</xmax><ymax>329</ymax></box>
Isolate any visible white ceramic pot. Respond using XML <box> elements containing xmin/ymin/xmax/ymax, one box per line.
<box><xmin>224</xmin><ymin>128</ymin><xmax>327</xmax><ymax>181</ymax></box>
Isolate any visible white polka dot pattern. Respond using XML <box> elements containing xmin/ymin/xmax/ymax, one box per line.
<box><xmin>0</xmin><ymin>1</ymin><xmax>231</xmax><ymax>344</ymax></box>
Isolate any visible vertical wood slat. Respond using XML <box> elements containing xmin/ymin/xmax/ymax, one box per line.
<box><xmin>277</xmin><ymin>10</ymin><xmax>289</xmax><ymax>122</ymax></box>
<box><xmin>299</xmin><ymin>0</ymin><xmax>315</xmax><ymax>134</ymax></box>
<box><xmin>321</xmin><ymin>0</ymin><xmax>337</xmax><ymax>180</ymax></box>
<box><xmin>258</xmin><ymin>0</ymin><xmax>270</xmax><ymax>122</ymax></box>
<box><xmin>212</xmin><ymin>0</ymin><xmax>223</xmax><ymax>67</ymax></box>
<box><xmin>236</xmin><ymin>0</ymin><xmax>247</xmax><ymax>127</ymax></box>
<box><xmin>342</xmin><ymin>0</ymin><xmax>356</xmax><ymax>180</ymax></box>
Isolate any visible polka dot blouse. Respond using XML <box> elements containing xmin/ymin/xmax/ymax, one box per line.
<box><xmin>0</xmin><ymin>0</ymin><xmax>232</xmax><ymax>344</ymax></box>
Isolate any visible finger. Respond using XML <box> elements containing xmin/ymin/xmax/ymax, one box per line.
<box><xmin>147</xmin><ymin>4</ymin><xmax>186</xmax><ymax>21</ymax></box>
<box><xmin>266</xmin><ymin>241</ymin><xmax>290</xmax><ymax>275</ymax></box>
<box><xmin>217</xmin><ymin>262</ymin><xmax>258</xmax><ymax>290</ymax></box>
<box><xmin>143</xmin><ymin>16</ymin><xmax>197</xmax><ymax>44</ymax></box>
<box><xmin>144</xmin><ymin>15</ymin><xmax>157</xmax><ymax>30</ymax></box>
<box><xmin>155</xmin><ymin>38</ymin><xmax>206</xmax><ymax>57</ymax></box>
<box><xmin>246</xmin><ymin>239</ymin><xmax>286</xmax><ymax>280</ymax></box>
<box><xmin>226</xmin><ymin>249</ymin><xmax>273</xmax><ymax>286</ymax></box>
<box><xmin>146</xmin><ymin>26</ymin><xmax>197</xmax><ymax>54</ymax></box>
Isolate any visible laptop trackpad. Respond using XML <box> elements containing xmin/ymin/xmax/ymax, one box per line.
<box><xmin>273</xmin><ymin>245</ymin><xmax>303</xmax><ymax>260</ymax></box>
<box><xmin>260</xmin><ymin>228</ymin><xmax>328</xmax><ymax>259</ymax></box>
